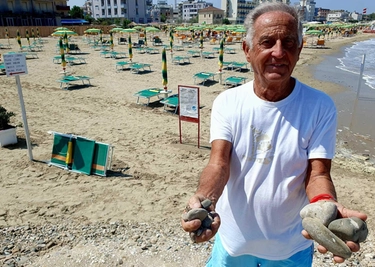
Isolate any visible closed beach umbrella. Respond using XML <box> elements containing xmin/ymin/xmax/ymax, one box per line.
<box><xmin>17</xmin><ymin>30</ymin><xmax>22</xmax><ymax>49</ymax></box>
<box><xmin>128</xmin><ymin>35</ymin><xmax>133</xmax><ymax>62</ymax></box>
<box><xmin>31</xmin><ymin>28</ymin><xmax>35</xmax><ymax>41</ymax></box>
<box><xmin>144</xmin><ymin>32</ymin><xmax>147</xmax><ymax>46</ymax></box>
<box><xmin>99</xmin><ymin>30</ymin><xmax>103</xmax><ymax>43</ymax></box>
<box><xmin>218</xmin><ymin>38</ymin><xmax>224</xmax><ymax>72</ymax></box>
<box><xmin>59</xmin><ymin>38</ymin><xmax>67</xmax><ymax>72</ymax></box>
<box><xmin>200</xmin><ymin>31</ymin><xmax>204</xmax><ymax>49</ymax></box>
<box><xmin>169</xmin><ymin>29</ymin><xmax>174</xmax><ymax>52</ymax></box>
<box><xmin>110</xmin><ymin>32</ymin><xmax>114</xmax><ymax>50</ymax></box>
<box><xmin>26</xmin><ymin>29</ymin><xmax>30</xmax><ymax>45</ymax></box>
<box><xmin>36</xmin><ymin>28</ymin><xmax>40</xmax><ymax>38</ymax></box>
<box><xmin>5</xmin><ymin>28</ymin><xmax>10</xmax><ymax>46</ymax></box>
<box><xmin>162</xmin><ymin>47</ymin><xmax>168</xmax><ymax>91</ymax></box>
<box><xmin>64</xmin><ymin>32</ymin><xmax>69</xmax><ymax>53</ymax></box>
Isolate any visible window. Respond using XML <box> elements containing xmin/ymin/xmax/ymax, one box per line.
<box><xmin>108</xmin><ymin>8</ymin><xmax>111</xmax><ymax>15</ymax></box>
<box><xmin>114</xmin><ymin>8</ymin><xmax>117</xmax><ymax>15</ymax></box>
<box><xmin>136</xmin><ymin>8</ymin><xmax>138</xmax><ymax>15</ymax></box>
<box><xmin>121</xmin><ymin>7</ymin><xmax>125</xmax><ymax>14</ymax></box>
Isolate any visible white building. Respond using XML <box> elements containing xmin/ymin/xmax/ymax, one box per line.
<box><xmin>300</xmin><ymin>0</ymin><xmax>315</xmax><ymax>22</ymax></box>
<box><xmin>90</xmin><ymin>0</ymin><xmax>149</xmax><ymax>24</ymax></box>
<box><xmin>222</xmin><ymin>0</ymin><xmax>290</xmax><ymax>25</ymax></box>
<box><xmin>327</xmin><ymin>10</ymin><xmax>349</xmax><ymax>22</ymax></box>
<box><xmin>179</xmin><ymin>0</ymin><xmax>213</xmax><ymax>22</ymax></box>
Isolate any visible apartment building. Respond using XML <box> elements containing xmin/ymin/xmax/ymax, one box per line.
<box><xmin>0</xmin><ymin>0</ymin><xmax>69</xmax><ymax>26</ymax></box>
<box><xmin>221</xmin><ymin>0</ymin><xmax>290</xmax><ymax>25</ymax></box>
<box><xmin>198</xmin><ymin>6</ymin><xmax>224</xmax><ymax>24</ymax></box>
<box><xmin>90</xmin><ymin>0</ymin><xmax>149</xmax><ymax>24</ymax></box>
<box><xmin>178</xmin><ymin>0</ymin><xmax>213</xmax><ymax>22</ymax></box>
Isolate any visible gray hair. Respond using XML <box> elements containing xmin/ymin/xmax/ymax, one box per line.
<box><xmin>244</xmin><ymin>2</ymin><xmax>303</xmax><ymax>48</ymax></box>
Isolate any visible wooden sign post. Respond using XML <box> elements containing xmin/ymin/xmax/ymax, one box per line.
<box><xmin>178</xmin><ymin>85</ymin><xmax>200</xmax><ymax>148</ymax></box>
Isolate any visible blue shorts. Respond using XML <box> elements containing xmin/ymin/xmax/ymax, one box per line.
<box><xmin>206</xmin><ymin>234</ymin><xmax>313</xmax><ymax>267</ymax></box>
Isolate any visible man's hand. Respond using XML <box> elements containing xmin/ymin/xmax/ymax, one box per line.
<box><xmin>302</xmin><ymin>201</ymin><xmax>367</xmax><ymax>263</ymax></box>
<box><xmin>181</xmin><ymin>195</ymin><xmax>221</xmax><ymax>243</ymax></box>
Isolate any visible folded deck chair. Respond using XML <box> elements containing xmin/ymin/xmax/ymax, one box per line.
<box><xmin>49</xmin><ymin>132</ymin><xmax>75</xmax><ymax>170</ymax></box>
<box><xmin>134</xmin><ymin>88</ymin><xmax>163</xmax><ymax>105</ymax></box>
<box><xmin>160</xmin><ymin>94</ymin><xmax>179</xmax><ymax>114</ymax></box>
<box><xmin>224</xmin><ymin>76</ymin><xmax>247</xmax><ymax>88</ymax></box>
<box><xmin>92</xmin><ymin>142</ymin><xmax>114</xmax><ymax>176</ymax></box>
<box><xmin>193</xmin><ymin>72</ymin><xmax>216</xmax><ymax>85</ymax></box>
<box><xmin>71</xmin><ymin>136</ymin><xmax>96</xmax><ymax>175</ymax></box>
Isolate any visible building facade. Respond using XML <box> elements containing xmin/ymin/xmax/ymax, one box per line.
<box><xmin>198</xmin><ymin>6</ymin><xmax>224</xmax><ymax>24</ymax></box>
<box><xmin>0</xmin><ymin>0</ymin><xmax>70</xmax><ymax>26</ymax></box>
<box><xmin>178</xmin><ymin>0</ymin><xmax>213</xmax><ymax>22</ymax></box>
<box><xmin>299</xmin><ymin>0</ymin><xmax>316</xmax><ymax>22</ymax></box>
<box><xmin>221</xmin><ymin>0</ymin><xmax>290</xmax><ymax>25</ymax></box>
<box><xmin>90</xmin><ymin>0</ymin><xmax>149</xmax><ymax>24</ymax></box>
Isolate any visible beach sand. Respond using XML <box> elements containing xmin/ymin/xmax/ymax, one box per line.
<box><xmin>0</xmin><ymin>32</ymin><xmax>375</xmax><ymax>266</ymax></box>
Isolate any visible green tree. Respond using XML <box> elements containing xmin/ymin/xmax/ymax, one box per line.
<box><xmin>189</xmin><ymin>16</ymin><xmax>198</xmax><ymax>23</ymax></box>
<box><xmin>122</xmin><ymin>19</ymin><xmax>132</xmax><ymax>28</ymax></box>
<box><xmin>161</xmin><ymin>14</ymin><xmax>167</xmax><ymax>23</ymax></box>
<box><xmin>69</xmin><ymin>6</ymin><xmax>84</xmax><ymax>18</ymax></box>
<box><xmin>222</xmin><ymin>18</ymin><xmax>231</xmax><ymax>25</ymax></box>
<box><xmin>84</xmin><ymin>14</ymin><xmax>94</xmax><ymax>24</ymax></box>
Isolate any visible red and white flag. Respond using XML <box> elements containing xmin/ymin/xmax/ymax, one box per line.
<box><xmin>363</xmin><ymin>8</ymin><xmax>367</xmax><ymax>14</ymax></box>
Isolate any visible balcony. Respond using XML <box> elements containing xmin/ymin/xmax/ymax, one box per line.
<box><xmin>56</xmin><ymin>5</ymin><xmax>70</xmax><ymax>11</ymax></box>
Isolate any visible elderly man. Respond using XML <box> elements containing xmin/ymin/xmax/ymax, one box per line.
<box><xmin>181</xmin><ymin>2</ymin><xmax>367</xmax><ymax>267</ymax></box>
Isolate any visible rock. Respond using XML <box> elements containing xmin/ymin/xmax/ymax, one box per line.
<box><xmin>181</xmin><ymin>208</ymin><xmax>208</xmax><ymax>222</ymax></box>
<box><xmin>328</xmin><ymin>217</ymin><xmax>368</xmax><ymax>243</ymax></box>
<box><xmin>302</xmin><ymin>217</ymin><xmax>352</xmax><ymax>259</ymax></box>
<box><xmin>300</xmin><ymin>201</ymin><xmax>337</xmax><ymax>226</ymax></box>
<box><xmin>201</xmin><ymin>199</ymin><xmax>212</xmax><ymax>209</ymax></box>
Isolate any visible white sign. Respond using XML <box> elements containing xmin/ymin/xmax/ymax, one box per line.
<box><xmin>179</xmin><ymin>86</ymin><xmax>199</xmax><ymax>119</ymax></box>
<box><xmin>3</xmin><ymin>53</ymin><xmax>28</xmax><ymax>77</ymax></box>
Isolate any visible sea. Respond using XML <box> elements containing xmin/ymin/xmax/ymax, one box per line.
<box><xmin>336</xmin><ymin>38</ymin><xmax>375</xmax><ymax>90</ymax></box>
<box><xmin>314</xmin><ymin>37</ymin><xmax>375</xmax><ymax>158</ymax></box>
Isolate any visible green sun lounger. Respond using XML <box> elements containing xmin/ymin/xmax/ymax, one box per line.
<box><xmin>193</xmin><ymin>72</ymin><xmax>216</xmax><ymax>85</ymax></box>
<box><xmin>130</xmin><ymin>63</ymin><xmax>152</xmax><ymax>74</ymax></box>
<box><xmin>224</xmin><ymin>76</ymin><xmax>247</xmax><ymax>87</ymax></box>
<box><xmin>160</xmin><ymin>94</ymin><xmax>179</xmax><ymax>114</ymax></box>
<box><xmin>57</xmin><ymin>75</ymin><xmax>92</xmax><ymax>90</ymax></box>
<box><xmin>116</xmin><ymin>61</ymin><xmax>135</xmax><ymax>71</ymax></box>
<box><xmin>71</xmin><ymin>136</ymin><xmax>96</xmax><ymax>175</ymax></box>
<box><xmin>230</xmin><ymin>62</ymin><xmax>250</xmax><ymax>72</ymax></box>
<box><xmin>202</xmin><ymin>51</ymin><xmax>215</xmax><ymax>58</ymax></box>
<box><xmin>92</xmin><ymin>142</ymin><xmax>114</xmax><ymax>176</ymax></box>
<box><xmin>134</xmin><ymin>88</ymin><xmax>164</xmax><ymax>105</ymax></box>
<box><xmin>172</xmin><ymin>56</ymin><xmax>191</xmax><ymax>65</ymax></box>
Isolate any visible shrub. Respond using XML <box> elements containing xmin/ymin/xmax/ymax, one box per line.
<box><xmin>0</xmin><ymin>105</ymin><xmax>15</xmax><ymax>130</ymax></box>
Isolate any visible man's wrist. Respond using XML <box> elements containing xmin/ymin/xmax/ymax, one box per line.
<box><xmin>310</xmin><ymin>193</ymin><xmax>336</xmax><ymax>203</ymax></box>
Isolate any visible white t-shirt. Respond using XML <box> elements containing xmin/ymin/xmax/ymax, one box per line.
<box><xmin>210</xmin><ymin>79</ymin><xmax>337</xmax><ymax>260</ymax></box>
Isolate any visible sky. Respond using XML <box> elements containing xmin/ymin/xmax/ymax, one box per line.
<box><xmin>68</xmin><ymin>0</ymin><xmax>375</xmax><ymax>14</ymax></box>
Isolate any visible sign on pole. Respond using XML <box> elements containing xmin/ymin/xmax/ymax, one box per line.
<box><xmin>178</xmin><ymin>85</ymin><xmax>200</xmax><ymax>148</ymax></box>
<box><xmin>3</xmin><ymin>53</ymin><xmax>33</xmax><ymax>161</ymax></box>
<box><xmin>3</xmin><ymin>53</ymin><xmax>28</xmax><ymax>77</ymax></box>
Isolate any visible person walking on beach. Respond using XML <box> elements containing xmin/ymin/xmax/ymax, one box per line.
<box><xmin>181</xmin><ymin>2</ymin><xmax>367</xmax><ymax>266</ymax></box>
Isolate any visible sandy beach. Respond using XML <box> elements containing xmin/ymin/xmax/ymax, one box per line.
<box><xmin>1</xmin><ymin>32</ymin><xmax>375</xmax><ymax>266</ymax></box>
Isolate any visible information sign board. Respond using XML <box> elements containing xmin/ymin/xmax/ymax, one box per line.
<box><xmin>3</xmin><ymin>53</ymin><xmax>28</xmax><ymax>77</ymax></box>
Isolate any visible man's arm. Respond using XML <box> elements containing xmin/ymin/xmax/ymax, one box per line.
<box><xmin>181</xmin><ymin>139</ymin><xmax>232</xmax><ymax>243</ymax></box>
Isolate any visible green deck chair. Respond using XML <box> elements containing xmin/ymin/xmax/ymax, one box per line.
<box><xmin>91</xmin><ymin>142</ymin><xmax>114</xmax><ymax>176</ymax></box>
<box><xmin>50</xmin><ymin>132</ymin><xmax>75</xmax><ymax>169</ymax></box>
<box><xmin>71</xmin><ymin>136</ymin><xmax>96</xmax><ymax>175</ymax></box>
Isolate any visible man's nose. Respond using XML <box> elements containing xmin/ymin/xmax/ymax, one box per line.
<box><xmin>272</xmin><ymin>40</ymin><xmax>285</xmax><ymax>58</ymax></box>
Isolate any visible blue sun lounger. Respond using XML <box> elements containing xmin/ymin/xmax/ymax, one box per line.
<box><xmin>193</xmin><ymin>72</ymin><xmax>216</xmax><ymax>85</ymax></box>
<box><xmin>229</xmin><ymin>62</ymin><xmax>250</xmax><ymax>72</ymax></box>
<box><xmin>202</xmin><ymin>51</ymin><xmax>215</xmax><ymax>58</ymax></box>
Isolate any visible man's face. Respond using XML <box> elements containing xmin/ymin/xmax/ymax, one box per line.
<box><xmin>243</xmin><ymin>11</ymin><xmax>302</xmax><ymax>85</ymax></box>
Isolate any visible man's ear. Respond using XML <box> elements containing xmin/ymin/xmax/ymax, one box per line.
<box><xmin>242</xmin><ymin>41</ymin><xmax>252</xmax><ymax>63</ymax></box>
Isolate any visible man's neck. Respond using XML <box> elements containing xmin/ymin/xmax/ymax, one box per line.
<box><xmin>253</xmin><ymin>78</ymin><xmax>295</xmax><ymax>102</ymax></box>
